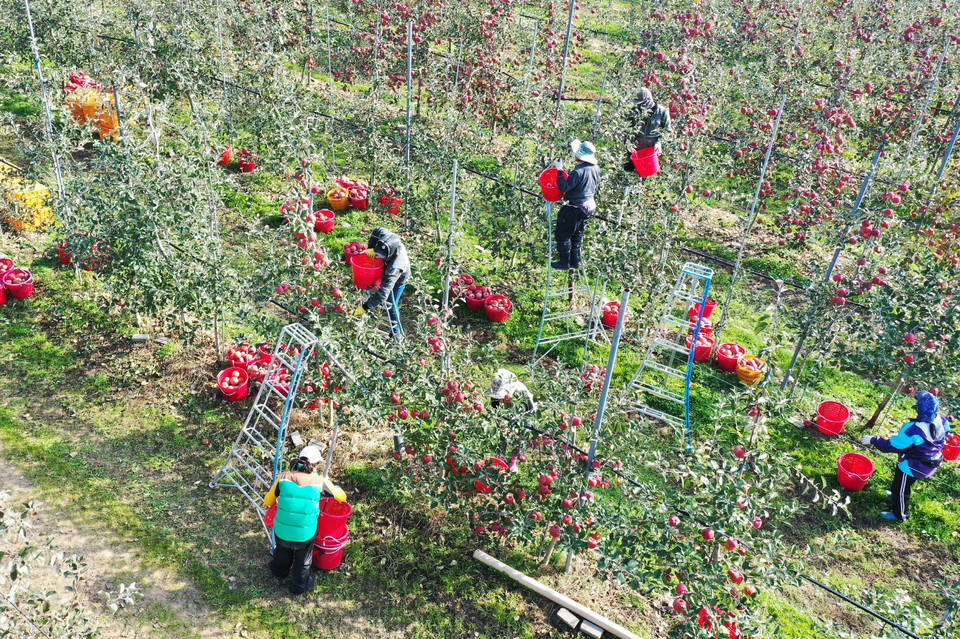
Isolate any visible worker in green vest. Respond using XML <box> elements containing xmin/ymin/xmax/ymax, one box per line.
<box><xmin>264</xmin><ymin>446</ymin><xmax>325</xmax><ymax>594</ymax></box>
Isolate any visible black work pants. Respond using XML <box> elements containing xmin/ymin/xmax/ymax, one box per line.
<box><xmin>891</xmin><ymin>466</ymin><xmax>918</xmax><ymax>521</ymax></box>
<box><xmin>270</xmin><ymin>537</ymin><xmax>315</xmax><ymax>594</ymax></box>
<box><xmin>555</xmin><ymin>205</ymin><xmax>588</xmax><ymax>267</ymax></box>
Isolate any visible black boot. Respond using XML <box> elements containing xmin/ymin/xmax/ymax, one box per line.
<box><xmin>570</xmin><ymin>249</ymin><xmax>582</xmax><ymax>269</ymax></box>
<box><xmin>551</xmin><ymin>250</ymin><xmax>570</xmax><ymax>270</ymax></box>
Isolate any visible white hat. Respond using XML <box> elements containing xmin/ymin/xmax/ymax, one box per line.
<box><xmin>299</xmin><ymin>445</ymin><xmax>323</xmax><ymax>465</ymax></box>
<box><xmin>487</xmin><ymin>368</ymin><xmax>519</xmax><ymax>399</ymax></box>
<box><xmin>570</xmin><ymin>139</ymin><xmax>598</xmax><ymax>165</ymax></box>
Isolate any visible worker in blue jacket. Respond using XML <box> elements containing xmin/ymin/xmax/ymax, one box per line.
<box><xmin>862</xmin><ymin>391</ymin><xmax>949</xmax><ymax>521</ymax></box>
<box><xmin>550</xmin><ymin>140</ymin><xmax>601</xmax><ymax>271</ymax></box>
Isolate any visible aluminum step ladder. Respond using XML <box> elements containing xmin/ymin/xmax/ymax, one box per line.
<box><xmin>530</xmin><ymin>202</ymin><xmax>609</xmax><ymax>368</ymax></box>
<box><xmin>210</xmin><ymin>323</ymin><xmax>319</xmax><ymax>541</ymax></box>
<box><xmin>620</xmin><ymin>262</ymin><xmax>712</xmax><ymax>446</ymax></box>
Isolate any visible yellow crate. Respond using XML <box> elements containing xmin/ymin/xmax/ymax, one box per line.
<box><xmin>0</xmin><ymin>174</ymin><xmax>53</xmax><ymax>232</ymax></box>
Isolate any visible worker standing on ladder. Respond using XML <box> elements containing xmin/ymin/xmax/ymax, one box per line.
<box><xmin>622</xmin><ymin>88</ymin><xmax>672</xmax><ymax>172</ymax></box>
<box><xmin>263</xmin><ymin>445</ymin><xmax>326</xmax><ymax>594</ymax></box>
<box><xmin>353</xmin><ymin>227</ymin><xmax>411</xmax><ymax>336</ymax></box>
<box><xmin>550</xmin><ymin>139</ymin><xmax>600</xmax><ymax>271</ymax></box>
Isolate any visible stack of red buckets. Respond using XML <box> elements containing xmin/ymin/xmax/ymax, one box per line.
<box><xmin>313</xmin><ymin>498</ymin><xmax>352</xmax><ymax>570</ymax></box>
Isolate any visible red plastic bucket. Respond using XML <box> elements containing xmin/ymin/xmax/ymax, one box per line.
<box><xmin>56</xmin><ymin>244</ymin><xmax>72</xmax><ymax>265</ymax></box>
<box><xmin>343</xmin><ymin>241</ymin><xmax>366</xmax><ymax>263</ymax></box>
<box><xmin>538</xmin><ymin>168</ymin><xmax>567</xmax><ymax>202</ymax></box>
<box><xmin>313</xmin><ymin>526</ymin><xmax>349</xmax><ymax>570</ymax></box>
<box><xmin>942</xmin><ymin>434</ymin><xmax>960</xmax><ymax>461</ymax></box>
<box><xmin>688</xmin><ymin>317</ymin><xmax>713</xmax><ymax>337</ymax></box>
<box><xmin>217</xmin><ymin>367</ymin><xmax>249</xmax><ymax>401</ymax></box>
<box><xmin>317</xmin><ymin>498</ymin><xmax>352</xmax><ymax>537</ymax></box>
<box><xmin>464</xmin><ymin>285</ymin><xmax>491</xmax><ymax>311</ymax></box>
<box><xmin>631</xmin><ymin>147</ymin><xmax>660</xmax><ymax>177</ymax></box>
<box><xmin>837</xmin><ymin>453</ymin><xmax>874</xmax><ymax>491</ymax></box>
<box><xmin>688</xmin><ymin>298</ymin><xmax>717</xmax><ymax>319</ymax></box>
<box><xmin>2</xmin><ymin>269</ymin><xmax>34</xmax><ymax>299</ymax></box>
<box><xmin>350</xmin><ymin>253</ymin><xmax>384</xmax><ymax>289</ymax></box>
<box><xmin>264</xmin><ymin>502</ymin><xmax>278</xmax><ymax>527</ymax></box>
<box><xmin>686</xmin><ymin>334</ymin><xmax>714</xmax><ymax>362</ymax></box>
<box><xmin>485</xmin><ymin>295</ymin><xmax>512</xmax><ymax>322</ymax></box>
<box><xmin>816</xmin><ymin>401</ymin><xmax>850</xmax><ymax>435</ymax></box>
<box><xmin>349</xmin><ymin>193</ymin><xmax>368</xmax><ymax>210</ymax></box>
<box><xmin>314</xmin><ymin>209</ymin><xmax>335</xmax><ymax>234</ymax></box>
<box><xmin>715</xmin><ymin>343</ymin><xmax>746</xmax><ymax>372</ymax></box>
<box><xmin>0</xmin><ymin>257</ymin><xmax>15</xmax><ymax>279</ymax></box>
<box><xmin>601</xmin><ymin>300</ymin><xmax>625</xmax><ymax>329</ymax></box>
<box><xmin>0</xmin><ymin>284</ymin><xmax>5</xmax><ymax>306</ymax></box>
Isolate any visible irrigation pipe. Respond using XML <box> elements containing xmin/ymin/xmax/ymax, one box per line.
<box><xmin>472</xmin><ymin>549</ymin><xmax>642</xmax><ymax>639</ymax></box>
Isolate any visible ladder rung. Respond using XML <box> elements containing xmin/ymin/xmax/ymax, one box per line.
<box><xmin>632</xmin><ymin>381</ymin><xmax>685</xmax><ymax>404</ymax></box>
<box><xmin>651</xmin><ymin>338</ymin><xmax>691</xmax><ymax>356</ymax></box>
<box><xmin>252</xmin><ymin>403</ymin><xmax>283</xmax><ymax>429</ymax></box>
<box><xmin>542</xmin><ymin>309</ymin><xmax>595</xmax><ymax>321</ymax></box>
<box><xmin>537</xmin><ymin>329</ymin><xmax>605</xmax><ymax>346</ymax></box>
<box><xmin>661</xmin><ymin>315</ymin><xmax>692</xmax><ymax>330</ymax></box>
<box><xmin>631</xmin><ymin>404</ymin><xmax>685</xmax><ymax>428</ymax></box>
<box><xmin>640</xmin><ymin>359</ymin><xmax>687</xmax><ymax>380</ymax></box>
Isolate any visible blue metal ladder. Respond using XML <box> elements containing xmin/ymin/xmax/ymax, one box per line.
<box><xmin>621</xmin><ymin>262</ymin><xmax>712</xmax><ymax>446</ymax></box>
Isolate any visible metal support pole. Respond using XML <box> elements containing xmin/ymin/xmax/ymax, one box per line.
<box><xmin>111</xmin><ymin>85</ymin><xmax>124</xmax><ymax>140</ymax></box>
<box><xmin>326</xmin><ymin>5</ymin><xmax>336</xmax><ymax>170</ymax></box>
<box><xmin>405</xmin><ymin>21</ymin><xmax>413</xmax><ymax>168</ymax></box>
<box><xmin>524</xmin><ymin>22</ymin><xmax>539</xmax><ymax>93</ymax></box>
<box><xmin>555</xmin><ymin>0</ymin><xmax>577</xmax><ymax>120</ymax></box>
<box><xmin>591</xmin><ymin>68</ymin><xmax>607</xmax><ymax>136</ymax></box>
<box><xmin>713</xmin><ymin>96</ymin><xmax>785</xmax><ymax>343</ymax></box>
<box><xmin>23</xmin><ymin>0</ymin><xmax>67</xmax><ymax>201</ymax></box>
<box><xmin>565</xmin><ymin>289</ymin><xmax>629</xmax><ymax>573</ymax></box>
<box><xmin>780</xmin><ymin>246</ymin><xmax>842</xmax><ymax>390</ymax></box>
<box><xmin>440</xmin><ymin>160</ymin><xmax>459</xmax><ymax>371</ymax></box>
<box><xmin>897</xmin><ymin>38</ymin><xmax>949</xmax><ymax>182</ymax></box>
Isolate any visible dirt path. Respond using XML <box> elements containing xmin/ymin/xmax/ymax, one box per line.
<box><xmin>0</xmin><ymin>452</ymin><xmax>238</xmax><ymax>639</ymax></box>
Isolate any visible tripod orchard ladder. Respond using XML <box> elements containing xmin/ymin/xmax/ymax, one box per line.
<box><xmin>530</xmin><ymin>201</ymin><xmax>608</xmax><ymax>368</ymax></box>
<box><xmin>210</xmin><ymin>323</ymin><xmax>319</xmax><ymax>543</ymax></box>
<box><xmin>621</xmin><ymin>262</ymin><xmax>713</xmax><ymax>446</ymax></box>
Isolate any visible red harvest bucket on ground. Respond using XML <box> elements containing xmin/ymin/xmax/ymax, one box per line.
<box><xmin>2</xmin><ymin>269</ymin><xmax>34</xmax><ymax>299</ymax></box>
<box><xmin>837</xmin><ymin>453</ymin><xmax>874</xmax><ymax>491</ymax></box>
<box><xmin>0</xmin><ymin>257</ymin><xmax>14</xmax><ymax>278</ymax></box>
<box><xmin>686</xmin><ymin>335</ymin><xmax>714</xmax><ymax>362</ymax></box>
<box><xmin>313</xmin><ymin>527</ymin><xmax>349</xmax><ymax>570</ymax></box>
<box><xmin>465</xmin><ymin>286</ymin><xmax>491</xmax><ymax>312</ymax></box>
<box><xmin>317</xmin><ymin>498</ymin><xmax>353</xmax><ymax>537</ymax></box>
<box><xmin>715</xmin><ymin>343</ymin><xmax>746</xmax><ymax>372</ymax></box>
<box><xmin>314</xmin><ymin>209</ymin><xmax>335</xmax><ymax>233</ymax></box>
<box><xmin>631</xmin><ymin>147</ymin><xmax>660</xmax><ymax>177</ymax></box>
<box><xmin>350</xmin><ymin>253</ymin><xmax>384</xmax><ymax>289</ymax></box>
<box><xmin>602</xmin><ymin>301</ymin><xmax>625</xmax><ymax>329</ymax></box>
<box><xmin>538</xmin><ymin>168</ymin><xmax>567</xmax><ymax>202</ymax></box>
<box><xmin>343</xmin><ymin>241</ymin><xmax>366</xmax><ymax>263</ymax></box>
<box><xmin>816</xmin><ymin>401</ymin><xmax>850</xmax><ymax>435</ymax></box>
<box><xmin>942</xmin><ymin>434</ymin><xmax>960</xmax><ymax>461</ymax></box>
<box><xmin>0</xmin><ymin>284</ymin><xmax>6</xmax><ymax>306</ymax></box>
<box><xmin>217</xmin><ymin>367</ymin><xmax>249</xmax><ymax>401</ymax></box>
<box><xmin>688</xmin><ymin>298</ymin><xmax>717</xmax><ymax>319</ymax></box>
<box><xmin>349</xmin><ymin>192</ymin><xmax>368</xmax><ymax>210</ymax></box>
<box><xmin>485</xmin><ymin>295</ymin><xmax>512</xmax><ymax>322</ymax></box>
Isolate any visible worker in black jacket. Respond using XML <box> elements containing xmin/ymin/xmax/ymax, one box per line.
<box><xmin>623</xmin><ymin>88</ymin><xmax>672</xmax><ymax>172</ymax></box>
<box><xmin>550</xmin><ymin>140</ymin><xmax>601</xmax><ymax>270</ymax></box>
<box><xmin>353</xmin><ymin>227</ymin><xmax>411</xmax><ymax>335</ymax></box>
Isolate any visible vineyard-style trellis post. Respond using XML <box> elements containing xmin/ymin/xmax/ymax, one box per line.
<box><xmin>554</xmin><ymin>0</ymin><xmax>577</xmax><ymax>120</ymax></box>
<box><xmin>712</xmin><ymin>95</ymin><xmax>786</xmax><ymax>344</ymax></box>
<box><xmin>326</xmin><ymin>5</ymin><xmax>336</xmax><ymax>171</ymax></box>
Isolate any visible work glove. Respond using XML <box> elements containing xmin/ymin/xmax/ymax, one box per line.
<box><xmin>654</xmin><ymin>142</ymin><xmax>663</xmax><ymax>156</ymax></box>
<box><xmin>861</xmin><ymin>434</ymin><xmax>873</xmax><ymax>446</ymax></box>
<box><xmin>366</xmin><ymin>248</ymin><xmax>376</xmax><ymax>258</ymax></box>
<box><xmin>552</xmin><ymin>158</ymin><xmax>564</xmax><ymax>171</ymax></box>
<box><xmin>353</xmin><ymin>306</ymin><xmax>366</xmax><ymax>316</ymax></box>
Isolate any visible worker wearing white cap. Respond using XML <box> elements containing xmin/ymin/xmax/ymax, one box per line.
<box><xmin>264</xmin><ymin>445</ymin><xmax>325</xmax><ymax>594</ymax></box>
<box><xmin>487</xmin><ymin>368</ymin><xmax>536</xmax><ymax>412</ymax></box>
<box><xmin>550</xmin><ymin>139</ymin><xmax>601</xmax><ymax>270</ymax></box>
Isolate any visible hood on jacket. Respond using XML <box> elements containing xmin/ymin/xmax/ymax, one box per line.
<box><xmin>368</xmin><ymin>227</ymin><xmax>402</xmax><ymax>261</ymax></box>
<box><xmin>915</xmin><ymin>391</ymin><xmax>945</xmax><ymax>440</ymax></box>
